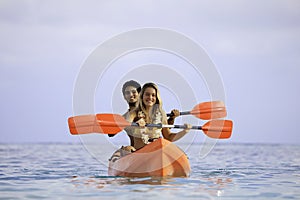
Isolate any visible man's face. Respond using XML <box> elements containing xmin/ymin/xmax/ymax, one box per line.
<box><xmin>124</xmin><ymin>86</ymin><xmax>139</xmax><ymax>104</ymax></box>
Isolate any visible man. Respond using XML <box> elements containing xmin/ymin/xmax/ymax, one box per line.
<box><xmin>108</xmin><ymin>80</ymin><xmax>141</xmax><ymax>158</ymax></box>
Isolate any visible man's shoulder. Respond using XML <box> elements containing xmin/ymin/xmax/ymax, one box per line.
<box><xmin>122</xmin><ymin>111</ymin><xmax>130</xmax><ymax>120</ymax></box>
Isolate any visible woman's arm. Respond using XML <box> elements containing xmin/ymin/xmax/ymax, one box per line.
<box><xmin>161</xmin><ymin>111</ymin><xmax>191</xmax><ymax>142</ymax></box>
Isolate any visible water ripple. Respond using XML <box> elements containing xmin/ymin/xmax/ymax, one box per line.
<box><xmin>0</xmin><ymin>143</ymin><xmax>299</xmax><ymax>199</ymax></box>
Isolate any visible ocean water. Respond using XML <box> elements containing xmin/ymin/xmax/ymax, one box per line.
<box><xmin>0</xmin><ymin>142</ymin><xmax>299</xmax><ymax>200</ymax></box>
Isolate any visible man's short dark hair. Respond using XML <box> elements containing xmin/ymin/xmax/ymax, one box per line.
<box><xmin>122</xmin><ymin>80</ymin><xmax>141</xmax><ymax>95</ymax></box>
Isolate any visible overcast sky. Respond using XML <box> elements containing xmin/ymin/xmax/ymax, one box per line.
<box><xmin>0</xmin><ymin>0</ymin><xmax>299</xmax><ymax>144</ymax></box>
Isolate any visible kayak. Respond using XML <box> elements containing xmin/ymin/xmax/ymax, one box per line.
<box><xmin>108</xmin><ymin>138</ymin><xmax>190</xmax><ymax>177</ymax></box>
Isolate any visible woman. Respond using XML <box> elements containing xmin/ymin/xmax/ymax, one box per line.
<box><xmin>127</xmin><ymin>82</ymin><xmax>192</xmax><ymax>150</ymax></box>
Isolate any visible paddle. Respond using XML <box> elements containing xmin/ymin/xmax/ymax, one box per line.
<box><xmin>68</xmin><ymin>113</ymin><xmax>233</xmax><ymax>139</ymax></box>
<box><xmin>167</xmin><ymin>101</ymin><xmax>227</xmax><ymax>120</ymax></box>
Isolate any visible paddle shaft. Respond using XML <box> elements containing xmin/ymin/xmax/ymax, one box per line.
<box><xmin>167</xmin><ymin>111</ymin><xmax>190</xmax><ymax>117</ymax></box>
<box><xmin>167</xmin><ymin>107</ymin><xmax>226</xmax><ymax>117</ymax></box>
<box><xmin>132</xmin><ymin>123</ymin><xmax>202</xmax><ymax>130</ymax></box>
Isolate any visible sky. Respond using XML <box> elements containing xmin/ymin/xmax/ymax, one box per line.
<box><xmin>0</xmin><ymin>0</ymin><xmax>300</xmax><ymax>144</ymax></box>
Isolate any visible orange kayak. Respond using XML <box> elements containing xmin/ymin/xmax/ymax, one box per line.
<box><xmin>108</xmin><ymin>138</ymin><xmax>190</xmax><ymax>177</ymax></box>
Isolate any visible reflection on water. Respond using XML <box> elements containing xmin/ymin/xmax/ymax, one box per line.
<box><xmin>69</xmin><ymin>173</ymin><xmax>233</xmax><ymax>199</ymax></box>
<box><xmin>74</xmin><ymin>176</ymin><xmax>173</xmax><ymax>186</ymax></box>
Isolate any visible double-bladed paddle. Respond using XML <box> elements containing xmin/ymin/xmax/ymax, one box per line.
<box><xmin>68</xmin><ymin>113</ymin><xmax>233</xmax><ymax>139</ymax></box>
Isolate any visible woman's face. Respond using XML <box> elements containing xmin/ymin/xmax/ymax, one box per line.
<box><xmin>142</xmin><ymin>87</ymin><xmax>156</xmax><ymax>109</ymax></box>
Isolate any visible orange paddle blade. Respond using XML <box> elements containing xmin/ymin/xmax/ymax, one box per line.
<box><xmin>68</xmin><ymin>114</ymin><xmax>131</xmax><ymax>135</ymax></box>
<box><xmin>68</xmin><ymin>115</ymin><xmax>102</xmax><ymax>135</ymax></box>
<box><xmin>202</xmin><ymin>120</ymin><xmax>233</xmax><ymax>139</ymax></box>
<box><xmin>96</xmin><ymin>114</ymin><xmax>131</xmax><ymax>134</ymax></box>
<box><xmin>190</xmin><ymin>101</ymin><xmax>227</xmax><ymax>120</ymax></box>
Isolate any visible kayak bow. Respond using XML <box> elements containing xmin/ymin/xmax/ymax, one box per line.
<box><xmin>108</xmin><ymin>138</ymin><xmax>190</xmax><ymax>177</ymax></box>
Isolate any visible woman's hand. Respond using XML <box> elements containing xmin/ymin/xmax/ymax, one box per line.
<box><xmin>170</xmin><ymin>109</ymin><xmax>180</xmax><ymax>118</ymax></box>
<box><xmin>168</xmin><ymin>109</ymin><xmax>180</xmax><ymax>125</ymax></box>
<box><xmin>183</xmin><ymin>123</ymin><xmax>192</xmax><ymax>132</ymax></box>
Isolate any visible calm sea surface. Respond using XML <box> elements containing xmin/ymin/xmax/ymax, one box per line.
<box><xmin>0</xmin><ymin>142</ymin><xmax>299</xmax><ymax>200</ymax></box>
